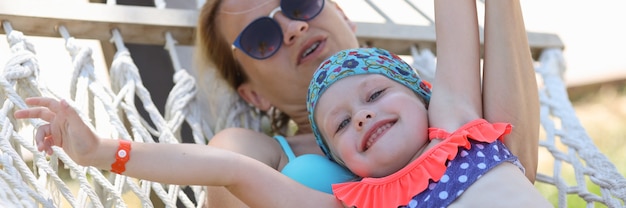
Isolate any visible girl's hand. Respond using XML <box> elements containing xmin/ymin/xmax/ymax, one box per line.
<box><xmin>14</xmin><ymin>97</ymin><xmax>100</xmax><ymax>166</ymax></box>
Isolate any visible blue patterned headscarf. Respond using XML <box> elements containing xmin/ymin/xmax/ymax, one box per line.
<box><xmin>307</xmin><ymin>47</ymin><xmax>432</xmax><ymax>160</ymax></box>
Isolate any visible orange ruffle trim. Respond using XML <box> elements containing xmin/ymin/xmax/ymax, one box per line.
<box><xmin>332</xmin><ymin>119</ymin><xmax>511</xmax><ymax>208</ymax></box>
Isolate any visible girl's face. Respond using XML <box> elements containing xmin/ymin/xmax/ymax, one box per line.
<box><xmin>315</xmin><ymin>74</ymin><xmax>429</xmax><ymax>178</ymax></box>
<box><xmin>218</xmin><ymin>0</ymin><xmax>359</xmax><ymax>112</ymax></box>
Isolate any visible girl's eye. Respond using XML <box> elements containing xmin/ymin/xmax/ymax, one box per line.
<box><xmin>367</xmin><ymin>89</ymin><xmax>385</xmax><ymax>102</ymax></box>
<box><xmin>336</xmin><ymin>117</ymin><xmax>351</xmax><ymax>133</ymax></box>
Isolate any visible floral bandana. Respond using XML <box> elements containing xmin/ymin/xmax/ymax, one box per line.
<box><xmin>307</xmin><ymin>47</ymin><xmax>432</xmax><ymax>160</ymax></box>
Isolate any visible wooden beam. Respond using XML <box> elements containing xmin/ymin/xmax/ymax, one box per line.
<box><xmin>0</xmin><ymin>0</ymin><xmax>563</xmax><ymax>59</ymax></box>
<box><xmin>355</xmin><ymin>22</ymin><xmax>437</xmax><ymax>55</ymax></box>
<box><xmin>355</xmin><ymin>22</ymin><xmax>565</xmax><ymax>59</ymax></box>
<box><xmin>0</xmin><ymin>0</ymin><xmax>198</xmax><ymax>45</ymax></box>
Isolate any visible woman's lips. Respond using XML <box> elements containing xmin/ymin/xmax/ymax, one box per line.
<box><xmin>298</xmin><ymin>38</ymin><xmax>326</xmax><ymax>65</ymax></box>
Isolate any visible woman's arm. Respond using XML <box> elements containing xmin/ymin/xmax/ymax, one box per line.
<box><xmin>482</xmin><ymin>0</ymin><xmax>539</xmax><ymax>182</ymax></box>
<box><xmin>429</xmin><ymin>0</ymin><xmax>482</xmax><ymax>131</ymax></box>
<box><xmin>14</xmin><ymin>97</ymin><xmax>342</xmax><ymax>208</ymax></box>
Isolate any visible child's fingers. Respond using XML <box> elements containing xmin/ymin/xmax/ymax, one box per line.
<box><xmin>24</xmin><ymin>97</ymin><xmax>61</xmax><ymax>109</ymax></box>
<box><xmin>36</xmin><ymin>138</ymin><xmax>45</xmax><ymax>152</ymax></box>
<box><xmin>44</xmin><ymin>138</ymin><xmax>54</xmax><ymax>156</ymax></box>
<box><xmin>38</xmin><ymin>136</ymin><xmax>53</xmax><ymax>155</ymax></box>
<box><xmin>14</xmin><ymin>107</ymin><xmax>56</xmax><ymax>122</ymax></box>
<box><xmin>35</xmin><ymin>124</ymin><xmax>53</xmax><ymax>151</ymax></box>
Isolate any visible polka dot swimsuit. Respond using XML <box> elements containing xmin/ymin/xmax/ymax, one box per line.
<box><xmin>401</xmin><ymin>140</ymin><xmax>521</xmax><ymax>208</ymax></box>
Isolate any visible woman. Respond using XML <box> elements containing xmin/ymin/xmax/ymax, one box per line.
<box><xmin>195</xmin><ymin>0</ymin><xmax>538</xmax><ymax>207</ymax></box>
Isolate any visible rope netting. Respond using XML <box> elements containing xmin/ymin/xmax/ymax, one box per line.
<box><xmin>1</xmin><ymin>22</ymin><xmax>625</xmax><ymax>208</ymax></box>
<box><xmin>534</xmin><ymin>48</ymin><xmax>626</xmax><ymax>208</ymax></box>
<box><xmin>1</xmin><ymin>22</ymin><xmax>211</xmax><ymax>207</ymax></box>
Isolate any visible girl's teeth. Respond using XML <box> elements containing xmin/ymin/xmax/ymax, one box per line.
<box><xmin>364</xmin><ymin>123</ymin><xmax>392</xmax><ymax>150</ymax></box>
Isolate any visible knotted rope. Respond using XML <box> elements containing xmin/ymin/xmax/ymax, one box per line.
<box><xmin>535</xmin><ymin>48</ymin><xmax>626</xmax><ymax>208</ymax></box>
<box><xmin>1</xmin><ymin>23</ymin><xmax>211</xmax><ymax>207</ymax></box>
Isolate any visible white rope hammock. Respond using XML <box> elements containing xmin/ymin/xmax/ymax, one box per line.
<box><xmin>1</xmin><ymin>19</ymin><xmax>625</xmax><ymax>208</ymax></box>
<box><xmin>1</xmin><ymin>22</ymin><xmax>210</xmax><ymax>207</ymax></box>
<box><xmin>534</xmin><ymin>48</ymin><xmax>626</xmax><ymax>207</ymax></box>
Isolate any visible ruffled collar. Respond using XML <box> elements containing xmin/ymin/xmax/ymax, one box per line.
<box><xmin>332</xmin><ymin>119</ymin><xmax>511</xmax><ymax>208</ymax></box>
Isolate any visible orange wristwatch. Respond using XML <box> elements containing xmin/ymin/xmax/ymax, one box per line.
<box><xmin>111</xmin><ymin>140</ymin><xmax>131</xmax><ymax>174</ymax></box>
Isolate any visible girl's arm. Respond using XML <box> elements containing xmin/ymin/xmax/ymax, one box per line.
<box><xmin>482</xmin><ymin>0</ymin><xmax>539</xmax><ymax>182</ymax></box>
<box><xmin>122</xmin><ymin>141</ymin><xmax>343</xmax><ymax>208</ymax></box>
<box><xmin>429</xmin><ymin>0</ymin><xmax>482</xmax><ymax>131</ymax></box>
<box><xmin>205</xmin><ymin>127</ymin><xmax>289</xmax><ymax>208</ymax></box>
<box><xmin>14</xmin><ymin>97</ymin><xmax>342</xmax><ymax>208</ymax></box>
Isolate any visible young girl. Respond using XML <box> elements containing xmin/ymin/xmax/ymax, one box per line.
<box><xmin>306</xmin><ymin>47</ymin><xmax>550</xmax><ymax>207</ymax></box>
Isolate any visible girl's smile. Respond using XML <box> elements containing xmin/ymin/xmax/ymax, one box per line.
<box><xmin>361</xmin><ymin>120</ymin><xmax>396</xmax><ymax>152</ymax></box>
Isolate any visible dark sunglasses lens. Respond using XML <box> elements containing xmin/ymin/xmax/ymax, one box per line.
<box><xmin>240</xmin><ymin>18</ymin><xmax>283</xmax><ymax>59</ymax></box>
<box><xmin>281</xmin><ymin>0</ymin><xmax>324</xmax><ymax>20</ymax></box>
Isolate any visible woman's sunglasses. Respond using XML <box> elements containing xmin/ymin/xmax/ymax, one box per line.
<box><xmin>231</xmin><ymin>0</ymin><xmax>325</xmax><ymax>60</ymax></box>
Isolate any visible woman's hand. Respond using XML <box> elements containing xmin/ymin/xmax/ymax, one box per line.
<box><xmin>14</xmin><ymin>97</ymin><xmax>101</xmax><ymax>166</ymax></box>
